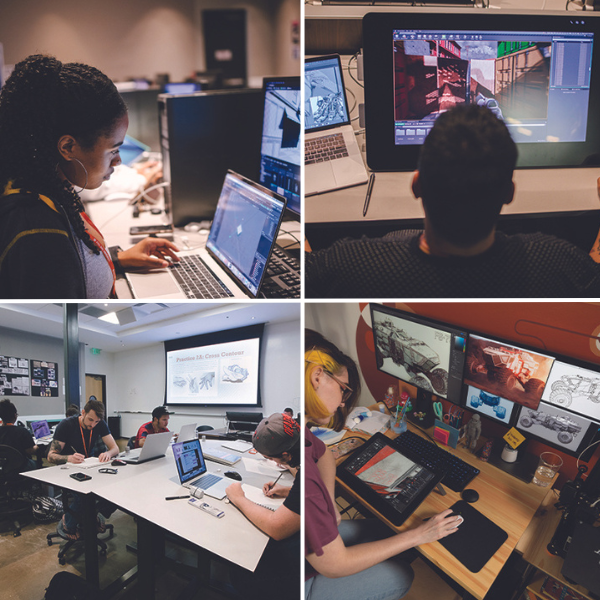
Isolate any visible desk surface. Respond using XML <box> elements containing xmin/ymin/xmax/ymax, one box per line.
<box><xmin>23</xmin><ymin>441</ymin><xmax>293</xmax><ymax>572</ymax></box>
<box><xmin>334</xmin><ymin>423</ymin><xmax>550</xmax><ymax>600</ymax></box>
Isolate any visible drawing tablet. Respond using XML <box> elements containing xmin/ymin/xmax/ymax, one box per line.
<box><xmin>336</xmin><ymin>432</ymin><xmax>444</xmax><ymax>527</ymax></box>
<box><xmin>438</xmin><ymin>500</ymin><xmax>508</xmax><ymax>572</ymax></box>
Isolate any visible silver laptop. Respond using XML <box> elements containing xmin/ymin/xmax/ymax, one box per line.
<box><xmin>122</xmin><ymin>430</ymin><xmax>172</xmax><ymax>464</ymax></box>
<box><xmin>172</xmin><ymin>438</ymin><xmax>230</xmax><ymax>500</ymax></box>
<box><xmin>125</xmin><ymin>171</ymin><xmax>287</xmax><ymax>300</ymax></box>
<box><xmin>177</xmin><ymin>422</ymin><xmax>198</xmax><ymax>443</ymax></box>
<box><xmin>305</xmin><ymin>54</ymin><xmax>369</xmax><ymax>196</ymax></box>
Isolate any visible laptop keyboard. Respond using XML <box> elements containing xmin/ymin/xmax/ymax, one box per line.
<box><xmin>260</xmin><ymin>246</ymin><xmax>300</xmax><ymax>299</ymax></box>
<box><xmin>191</xmin><ymin>473</ymin><xmax>222</xmax><ymax>490</ymax></box>
<box><xmin>169</xmin><ymin>255</ymin><xmax>234</xmax><ymax>299</ymax></box>
<box><xmin>305</xmin><ymin>133</ymin><xmax>349</xmax><ymax>165</ymax></box>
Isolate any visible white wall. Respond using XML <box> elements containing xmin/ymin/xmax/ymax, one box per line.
<box><xmin>107</xmin><ymin>318</ymin><xmax>301</xmax><ymax>438</ymax></box>
<box><xmin>0</xmin><ymin>0</ymin><xmax>300</xmax><ymax>83</ymax></box>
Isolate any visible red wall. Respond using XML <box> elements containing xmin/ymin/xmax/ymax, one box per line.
<box><xmin>355</xmin><ymin>302</ymin><xmax>600</xmax><ymax>488</ymax></box>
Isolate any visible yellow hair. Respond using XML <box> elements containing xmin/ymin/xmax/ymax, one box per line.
<box><xmin>305</xmin><ymin>348</ymin><xmax>342</xmax><ymax>423</ymax></box>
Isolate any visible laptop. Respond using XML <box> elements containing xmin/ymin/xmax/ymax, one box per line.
<box><xmin>305</xmin><ymin>54</ymin><xmax>369</xmax><ymax>196</ymax></box>
<box><xmin>125</xmin><ymin>171</ymin><xmax>289</xmax><ymax>299</ymax></box>
<box><xmin>177</xmin><ymin>422</ymin><xmax>198</xmax><ymax>443</ymax></box>
<box><xmin>122</xmin><ymin>430</ymin><xmax>172</xmax><ymax>464</ymax></box>
<box><xmin>31</xmin><ymin>419</ymin><xmax>52</xmax><ymax>442</ymax></box>
<box><xmin>172</xmin><ymin>439</ymin><xmax>230</xmax><ymax>500</ymax></box>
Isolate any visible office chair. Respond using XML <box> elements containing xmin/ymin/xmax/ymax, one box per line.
<box><xmin>0</xmin><ymin>444</ymin><xmax>32</xmax><ymax>537</ymax></box>
<box><xmin>46</xmin><ymin>490</ymin><xmax>114</xmax><ymax>565</ymax></box>
<box><xmin>196</xmin><ymin>425</ymin><xmax>214</xmax><ymax>433</ymax></box>
<box><xmin>127</xmin><ymin>436</ymin><xmax>136</xmax><ymax>450</ymax></box>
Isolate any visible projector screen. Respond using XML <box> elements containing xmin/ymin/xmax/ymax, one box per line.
<box><xmin>164</xmin><ymin>324</ymin><xmax>264</xmax><ymax>407</ymax></box>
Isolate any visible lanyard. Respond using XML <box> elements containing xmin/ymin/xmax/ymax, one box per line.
<box><xmin>79</xmin><ymin>422</ymin><xmax>92</xmax><ymax>458</ymax></box>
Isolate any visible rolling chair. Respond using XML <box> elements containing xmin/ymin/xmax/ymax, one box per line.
<box><xmin>0</xmin><ymin>445</ymin><xmax>32</xmax><ymax>537</ymax></box>
<box><xmin>46</xmin><ymin>490</ymin><xmax>114</xmax><ymax>565</ymax></box>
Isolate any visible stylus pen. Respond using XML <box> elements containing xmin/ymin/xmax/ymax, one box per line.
<box><xmin>268</xmin><ymin>472</ymin><xmax>284</xmax><ymax>491</ymax></box>
<box><xmin>363</xmin><ymin>173</ymin><xmax>375</xmax><ymax>217</ymax></box>
<box><xmin>165</xmin><ymin>495</ymin><xmax>190</xmax><ymax>501</ymax></box>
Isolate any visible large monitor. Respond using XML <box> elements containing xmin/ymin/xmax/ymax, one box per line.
<box><xmin>363</xmin><ymin>11</ymin><xmax>600</xmax><ymax>170</ymax></box>
<box><xmin>370</xmin><ymin>304</ymin><xmax>468</xmax><ymax>404</ymax></box>
<box><xmin>259</xmin><ymin>77</ymin><xmax>301</xmax><ymax>219</ymax></box>
<box><xmin>164</xmin><ymin>324</ymin><xmax>264</xmax><ymax>408</ymax></box>
<box><xmin>464</xmin><ymin>334</ymin><xmax>554</xmax><ymax>410</ymax></box>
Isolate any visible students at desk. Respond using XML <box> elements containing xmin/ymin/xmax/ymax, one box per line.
<box><xmin>0</xmin><ymin>54</ymin><xmax>179</xmax><ymax>299</ymax></box>
<box><xmin>0</xmin><ymin>399</ymin><xmax>37</xmax><ymax>471</ymax></box>
<box><xmin>304</xmin><ymin>345</ymin><xmax>461</xmax><ymax>600</ymax></box>
<box><xmin>225</xmin><ymin>413</ymin><xmax>300</xmax><ymax>600</ymax></box>
<box><xmin>134</xmin><ymin>406</ymin><xmax>171</xmax><ymax>449</ymax></box>
<box><xmin>47</xmin><ymin>399</ymin><xmax>119</xmax><ymax>539</ymax></box>
<box><xmin>305</xmin><ymin>105</ymin><xmax>600</xmax><ymax>298</ymax></box>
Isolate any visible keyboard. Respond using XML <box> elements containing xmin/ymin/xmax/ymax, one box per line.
<box><xmin>305</xmin><ymin>133</ymin><xmax>348</xmax><ymax>165</ymax></box>
<box><xmin>191</xmin><ymin>473</ymin><xmax>222</xmax><ymax>490</ymax></box>
<box><xmin>169</xmin><ymin>255</ymin><xmax>233</xmax><ymax>299</ymax></box>
<box><xmin>392</xmin><ymin>430</ymin><xmax>480</xmax><ymax>493</ymax></box>
<box><xmin>259</xmin><ymin>245</ymin><xmax>300</xmax><ymax>299</ymax></box>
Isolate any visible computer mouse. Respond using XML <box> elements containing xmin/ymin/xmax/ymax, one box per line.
<box><xmin>224</xmin><ymin>471</ymin><xmax>242</xmax><ymax>481</ymax></box>
<box><xmin>111</xmin><ymin>459</ymin><xmax>127</xmax><ymax>467</ymax></box>
<box><xmin>461</xmin><ymin>488</ymin><xmax>479</xmax><ymax>503</ymax></box>
<box><xmin>446</xmin><ymin>512</ymin><xmax>465</xmax><ymax>526</ymax></box>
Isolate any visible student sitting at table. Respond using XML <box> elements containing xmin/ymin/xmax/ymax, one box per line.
<box><xmin>0</xmin><ymin>399</ymin><xmax>37</xmax><ymax>471</ymax></box>
<box><xmin>134</xmin><ymin>406</ymin><xmax>172</xmax><ymax>448</ymax></box>
<box><xmin>304</xmin><ymin>342</ymin><xmax>462</xmax><ymax>600</ymax></box>
<box><xmin>0</xmin><ymin>54</ymin><xmax>180</xmax><ymax>299</ymax></box>
<box><xmin>225</xmin><ymin>412</ymin><xmax>300</xmax><ymax>600</ymax></box>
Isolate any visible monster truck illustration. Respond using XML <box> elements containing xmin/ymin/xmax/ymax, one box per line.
<box><xmin>467</xmin><ymin>346</ymin><xmax>545</xmax><ymax>396</ymax></box>
<box><xmin>519</xmin><ymin>409</ymin><xmax>582</xmax><ymax>445</ymax></box>
<box><xmin>548</xmin><ymin>374</ymin><xmax>600</xmax><ymax>409</ymax></box>
<box><xmin>374</xmin><ymin>319</ymin><xmax>448</xmax><ymax>395</ymax></box>
<box><xmin>222</xmin><ymin>364</ymin><xmax>249</xmax><ymax>383</ymax></box>
<box><xmin>470</xmin><ymin>390</ymin><xmax>506</xmax><ymax>419</ymax></box>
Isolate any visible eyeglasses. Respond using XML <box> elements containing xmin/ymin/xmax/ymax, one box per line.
<box><xmin>306</xmin><ymin>355</ymin><xmax>353</xmax><ymax>404</ymax></box>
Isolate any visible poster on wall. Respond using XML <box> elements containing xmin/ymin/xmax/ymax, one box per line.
<box><xmin>0</xmin><ymin>355</ymin><xmax>30</xmax><ymax>396</ymax></box>
<box><xmin>30</xmin><ymin>360</ymin><xmax>59</xmax><ymax>397</ymax></box>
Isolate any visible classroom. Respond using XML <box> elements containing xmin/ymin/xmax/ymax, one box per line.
<box><xmin>0</xmin><ymin>302</ymin><xmax>301</xmax><ymax>599</ymax></box>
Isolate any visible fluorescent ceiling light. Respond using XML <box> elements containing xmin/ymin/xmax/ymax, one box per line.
<box><xmin>98</xmin><ymin>312</ymin><xmax>120</xmax><ymax>325</ymax></box>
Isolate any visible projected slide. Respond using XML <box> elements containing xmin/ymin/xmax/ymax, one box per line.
<box><xmin>167</xmin><ymin>338</ymin><xmax>259</xmax><ymax>406</ymax></box>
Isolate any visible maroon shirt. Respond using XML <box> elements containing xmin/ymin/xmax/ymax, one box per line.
<box><xmin>134</xmin><ymin>421</ymin><xmax>169</xmax><ymax>449</ymax></box>
<box><xmin>305</xmin><ymin>427</ymin><xmax>340</xmax><ymax>579</ymax></box>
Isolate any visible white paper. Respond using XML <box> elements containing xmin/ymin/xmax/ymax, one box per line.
<box><xmin>242</xmin><ymin>483</ymin><xmax>284</xmax><ymax>511</ymax></box>
<box><xmin>242</xmin><ymin>457</ymin><xmax>284</xmax><ymax>477</ymax></box>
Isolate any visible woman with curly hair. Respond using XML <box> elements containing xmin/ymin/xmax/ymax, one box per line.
<box><xmin>0</xmin><ymin>54</ymin><xmax>179</xmax><ymax>298</ymax></box>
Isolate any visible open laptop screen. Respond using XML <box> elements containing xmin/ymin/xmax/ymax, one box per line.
<box><xmin>31</xmin><ymin>420</ymin><xmax>51</xmax><ymax>438</ymax></box>
<box><xmin>173</xmin><ymin>439</ymin><xmax>207</xmax><ymax>485</ymax></box>
<box><xmin>305</xmin><ymin>55</ymin><xmax>351</xmax><ymax>132</ymax></box>
<box><xmin>259</xmin><ymin>77</ymin><xmax>301</xmax><ymax>218</ymax></box>
<box><xmin>206</xmin><ymin>171</ymin><xmax>286</xmax><ymax>297</ymax></box>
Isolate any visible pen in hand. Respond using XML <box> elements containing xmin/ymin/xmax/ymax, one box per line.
<box><xmin>266</xmin><ymin>472</ymin><xmax>284</xmax><ymax>495</ymax></box>
<box><xmin>363</xmin><ymin>173</ymin><xmax>375</xmax><ymax>217</ymax></box>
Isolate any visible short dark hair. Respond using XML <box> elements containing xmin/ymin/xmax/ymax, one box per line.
<box><xmin>65</xmin><ymin>403</ymin><xmax>80</xmax><ymax>417</ymax></box>
<box><xmin>152</xmin><ymin>406</ymin><xmax>170</xmax><ymax>420</ymax></box>
<box><xmin>83</xmin><ymin>399</ymin><xmax>105</xmax><ymax>420</ymax></box>
<box><xmin>417</xmin><ymin>105</ymin><xmax>518</xmax><ymax>247</ymax></box>
<box><xmin>0</xmin><ymin>399</ymin><xmax>17</xmax><ymax>424</ymax></box>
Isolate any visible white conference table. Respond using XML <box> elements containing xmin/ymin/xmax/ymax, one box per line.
<box><xmin>23</xmin><ymin>440</ymin><xmax>293</xmax><ymax>598</ymax></box>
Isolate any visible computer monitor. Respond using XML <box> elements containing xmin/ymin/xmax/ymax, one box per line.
<box><xmin>464</xmin><ymin>334</ymin><xmax>554</xmax><ymax>410</ymax></box>
<box><xmin>259</xmin><ymin>77</ymin><xmax>301</xmax><ymax>219</ymax></box>
<box><xmin>463</xmin><ymin>384</ymin><xmax>518</xmax><ymax>427</ymax></box>
<box><xmin>370</xmin><ymin>303</ymin><xmax>468</xmax><ymax>404</ymax></box>
<box><xmin>363</xmin><ymin>11</ymin><xmax>600</xmax><ymax>170</ymax></box>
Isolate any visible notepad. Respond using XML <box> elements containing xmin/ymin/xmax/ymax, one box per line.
<box><xmin>242</xmin><ymin>484</ymin><xmax>284</xmax><ymax>512</ymax></box>
<box><xmin>221</xmin><ymin>440</ymin><xmax>253</xmax><ymax>453</ymax></box>
<box><xmin>72</xmin><ymin>457</ymin><xmax>104</xmax><ymax>469</ymax></box>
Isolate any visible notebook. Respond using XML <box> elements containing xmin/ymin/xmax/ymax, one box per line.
<box><xmin>242</xmin><ymin>483</ymin><xmax>284</xmax><ymax>511</ymax></box>
<box><xmin>122</xmin><ymin>430</ymin><xmax>172</xmax><ymax>464</ymax></box>
<box><xmin>305</xmin><ymin>54</ymin><xmax>369</xmax><ymax>196</ymax></box>
<box><xmin>125</xmin><ymin>171</ymin><xmax>289</xmax><ymax>299</ymax></box>
<box><xmin>172</xmin><ymin>438</ymin><xmax>230</xmax><ymax>500</ymax></box>
<box><xmin>177</xmin><ymin>423</ymin><xmax>197</xmax><ymax>443</ymax></box>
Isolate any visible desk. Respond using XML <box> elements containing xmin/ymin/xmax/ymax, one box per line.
<box><xmin>334</xmin><ymin>424</ymin><xmax>551</xmax><ymax>600</ymax></box>
<box><xmin>23</xmin><ymin>440</ymin><xmax>293</xmax><ymax>598</ymax></box>
<box><xmin>85</xmin><ymin>197</ymin><xmax>300</xmax><ymax>299</ymax></box>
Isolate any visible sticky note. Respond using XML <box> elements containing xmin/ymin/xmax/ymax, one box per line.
<box><xmin>503</xmin><ymin>427</ymin><xmax>526</xmax><ymax>449</ymax></box>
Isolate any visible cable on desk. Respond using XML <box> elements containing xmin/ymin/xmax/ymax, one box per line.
<box><xmin>347</xmin><ymin>53</ymin><xmax>364</xmax><ymax>90</ymax></box>
<box><xmin>127</xmin><ymin>181</ymin><xmax>169</xmax><ymax>206</ymax></box>
<box><xmin>577</xmin><ymin>438</ymin><xmax>600</xmax><ymax>470</ymax></box>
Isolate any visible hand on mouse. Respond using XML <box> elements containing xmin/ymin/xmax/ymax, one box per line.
<box><xmin>410</xmin><ymin>509</ymin><xmax>462</xmax><ymax>545</ymax></box>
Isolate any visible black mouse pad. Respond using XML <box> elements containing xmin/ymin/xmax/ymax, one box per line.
<box><xmin>438</xmin><ymin>500</ymin><xmax>508</xmax><ymax>573</ymax></box>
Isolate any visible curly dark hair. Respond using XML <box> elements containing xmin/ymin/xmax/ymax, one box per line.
<box><xmin>0</xmin><ymin>54</ymin><xmax>127</xmax><ymax>253</ymax></box>
<box><xmin>0</xmin><ymin>399</ymin><xmax>18</xmax><ymax>424</ymax></box>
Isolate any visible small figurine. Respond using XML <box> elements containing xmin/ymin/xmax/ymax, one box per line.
<box><xmin>463</xmin><ymin>414</ymin><xmax>481</xmax><ymax>452</ymax></box>
<box><xmin>479</xmin><ymin>438</ymin><xmax>493</xmax><ymax>462</ymax></box>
